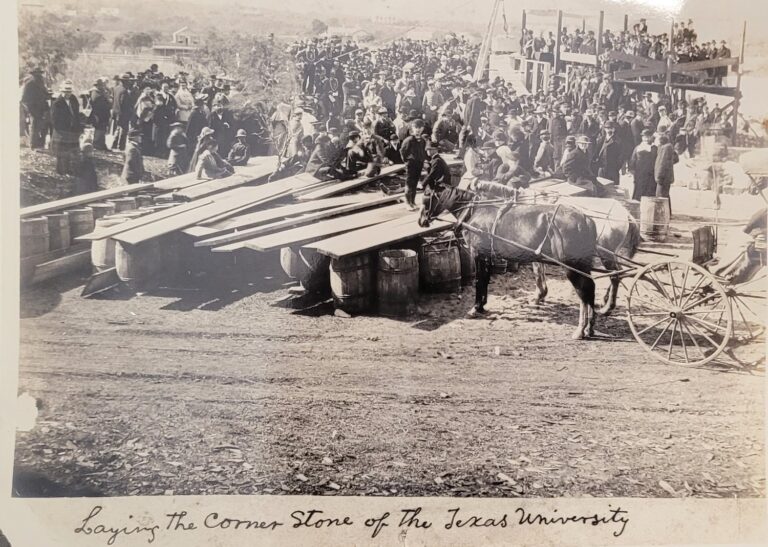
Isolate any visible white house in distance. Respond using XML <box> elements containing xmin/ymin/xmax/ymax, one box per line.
<box><xmin>152</xmin><ymin>27</ymin><xmax>200</xmax><ymax>57</ymax></box>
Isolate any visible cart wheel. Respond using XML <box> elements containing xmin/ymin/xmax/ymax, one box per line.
<box><xmin>726</xmin><ymin>267</ymin><xmax>767</xmax><ymax>342</ymax></box>
<box><xmin>627</xmin><ymin>260</ymin><xmax>733</xmax><ymax>366</ymax></box>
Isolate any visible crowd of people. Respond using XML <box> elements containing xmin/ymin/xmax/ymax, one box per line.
<box><xmin>19</xmin><ymin>63</ymin><xmax>249</xmax><ymax>186</ymax></box>
<box><xmin>19</xmin><ymin>27</ymin><xmax>737</xmax><ymax>209</ymax></box>
<box><xmin>521</xmin><ymin>18</ymin><xmax>733</xmax><ymax>85</ymax></box>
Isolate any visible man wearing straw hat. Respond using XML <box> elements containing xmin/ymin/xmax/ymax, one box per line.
<box><xmin>51</xmin><ymin>79</ymin><xmax>82</xmax><ymax>176</ymax></box>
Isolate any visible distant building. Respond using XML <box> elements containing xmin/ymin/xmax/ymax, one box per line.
<box><xmin>324</xmin><ymin>27</ymin><xmax>374</xmax><ymax>42</ymax></box>
<box><xmin>152</xmin><ymin>27</ymin><xmax>200</xmax><ymax>57</ymax></box>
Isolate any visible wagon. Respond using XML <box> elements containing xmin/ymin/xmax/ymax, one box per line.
<box><xmin>621</xmin><ymin>225</ymin><xmax>765</xmax><ymax>367</ymax></box>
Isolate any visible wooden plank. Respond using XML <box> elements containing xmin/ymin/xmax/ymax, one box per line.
<box><xmin>195</xmin><ymin>194</ymin><xmax>403</xmax><ymax>248</ymax></box>
<box><xmin>152</xmin><ymin>172</ymin><xmax>212</xmax><ymax>191</ymax></box>
<box><xmin>306</xmin><ymin>213</ymin><xmax>456</xmax><ymax>259</ymax></box>
<box><xmin>200</xmin><ymin>176</ymin><xmax>331</xmax><ymax>225</ymax></box>
<box><xmin>20</xmin><ymin>183</ymin><xmax>155</xmax><ymax>218</ymax></box>
<box><xmin>75</xmin><ymin>200</ymin><xmax>212</xmax><ymax>241</ymax></box>
<box><xmin>297</xmin><ymin>164</ymin><xmax>406</xmax><ymax>201</ymax></box>
<box><xmin>528</xmin><ymin>178</ymin><xmax>561</xmax><ymax>189</ymax></box>
<box><xmin>32</xmin><ymin>249</ymin><xmax>91</xmax><ymax>284</ymax></box>
<box><xmin>241</xmin><ymin>203</ymin><xmax>411</xmax><ymax>252</ymax></box>
<box><xmin>603</xmin><ymin>50</ymin><xmax>666</xmax><ymax>69</ymax></box>
<box><xmin>81</xmin><ymin>267</ymin><xmax>120</xmax><ymax>297</ymax></box>
<box><xmin>173</xmin><ymin>174</ymin><xmax>252</xmax><ymax>201</ymax></box>
<box><xmin>112</xmin><ymin>186</ymin><xmax>294</xmax><ymax>245</ymax></box>
<box><xmin>559</xmin><ymin>51</ymin><xmax>598</xmax><ymax>66</ymax></box>
<box><xmin>211</xmin><ymin>241</ymin><xmax>247</xmax><ymax>253</ymax></box>
<box><xmin>20</xmin><ymin>242</ymin><xmax>90</xmax><ymax>273</ymax></box>
<box><xmin>536</xmin><ymin>182</ymin><xmax>589</xmax><ymax>196</ymax></box>
<box><xmin>203</xmin><ymin>194</ymin><xmax>375</xmax><ymax>232</ymax></box>
<box><xmin>614</xmin><ymin>66</ymin><xmax>666</xmax><ymax>80</ymax></box>
<box><xmin>672</xmin><ymin>57</ymin><xmax>739</xmax><ymax>73</ymax></box>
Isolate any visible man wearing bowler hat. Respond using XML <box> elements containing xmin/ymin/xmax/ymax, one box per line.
<box><xmin>20</xmin><ymin>67</ymin><xmax>48</xmax><ymax>149</ymax></box>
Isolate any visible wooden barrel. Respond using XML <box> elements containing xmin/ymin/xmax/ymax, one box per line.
<box><xmin>279</xmin><ymin>247</ymin><xmax>330</xmax><ymax>292</ymax></box>
<box><xmin>91</xmin><ymin>218</ymin><xmax>127</xmax><ymax>272</ymax></box>
<box><xmin>65</xmin><ymin>208</ymin><xmax>95</xmax><ymax>239</ymax></box>
<box><xmin>135</xmin><ymin>194</ymin><xmax>154</xmax><ymax>208</ymax></box>
<box><xmin>115</xmin><ymin>239</ymin><xmax>161</xmax><ymax>287</ymax></box>
<box><xmin>377</xmin><ymin>249</ymin><xmax>418</xmax><ymax>317</ymax></box>
<box><xmin>88</xmin><ymin>202</ymin><xmax>115</xmax><ymax>220</ymax></box>
<box><xmin>458</xmin><ymin>243</ymin><xmax>475</xmax><ymax>284</ymax></box>
<box><xmin>20</xmin><ymin>217</ymin><xmax>50</xmax><ymax>257</ymax></box>
<box><xmin>109</xmin><ymin>197</ymin><xmax>137</xmax><ymax>212</ymax></box>
<box><xmin>418</xmin><ymin>240</ymin><xmax>461</xmax><ymax>293</ymax></box>
<box><xmin>330</xmin><ymin>253</ymin><xmax>374</xmax><ymax>314</ymax></box>
<box><xmin>640</xmin><ymin>196</ymin><xmax>670</xmax><ymax>242</ymax></box>
<box><xmin>492</xmin><ymin>258</ymin><xmax>508</xmax><ymax>275</ymax></box>
<box><xmin>45</xmin><ymin>213</ymin><xmax>71</xmax><ymax>251</ymax></box>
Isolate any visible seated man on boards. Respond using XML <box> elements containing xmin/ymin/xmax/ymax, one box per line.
<box><xmin>196</xmin><ymin>139</ymin><xmax>234</xmax><ymax>180</ymax></box>
<box><xmin>227</xmin><ymin>129</ymin><xmax>251</xmax><ymax>166</ymax></box>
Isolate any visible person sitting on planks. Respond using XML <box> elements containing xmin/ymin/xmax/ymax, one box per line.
<box><xmin>306</xmin><ymin>133</ymin><xmax>349</xmax><ymax>181</ymax></box>
<box><xmin>345</xmin><ymin>131</ymin><xmax>373</xmax><ymax>175</ymax></box>
<box><xmin>227</xmin><ymin>129</ymin><xmax>251</xmax><ymax>166</ymax></box>
<box><xmin>196</xmin><ymin>139</ymin><xmax>234</xmax><ymax>180</ymax></box>
<box><xmin>121</xmin><ymin>128</ymin><xmax>145</xmax><ymax>184</ymax></box>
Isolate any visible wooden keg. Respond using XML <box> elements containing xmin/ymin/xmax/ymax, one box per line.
<box><xmin>330</xmin><ymin>253</ymin><xmax>374</xmax><ymax>314</ymax></box>
<box><xmin>639</xmin><ymin>196</ymin><xmax>670</xmax><ymax>242</ymax></box>
<box><xmin>88</xmin><ymin>202</ymin><xmax>116</xmax><ymax>220</ymax></box>
<box><xmin>20</xmin><ymin>217</ymin><xmax>50</xmax><ymax>257</ymax></box>
<box><xmin>45</xmin><ymin>213</ymin><xmax>71</xmax><ymax>251</ymax></box>
<box><xmin>91</xmin><ymin>218</ymin><xmax>128</xmax><ymax>272</ymax></box>
<box><xmin>418</xmin><ymin>240</ymin><xmax>461</xmax><ymax>293</ymax></box>
<box><xmin>109</xmin><ymin>196</ymin><xmax>137</xmax><ymax>212</ymax></box>
<box><xmin>492</xmin><ymin>258</ymin><xmax>508</xmax><ymax>275</ymax></box>
<box><xmin>115</xmin><ymin>239</ymin><xmax>161</xmax><ymax>287</ymax></box>
<box><xmin>279</xmin><ymin>247</ymin><xmax>330</xmax><ymax>292</ymax></box>
<box><xmin>66</xmin><ymin>207</ymin><xmax>95</xmax><ymax>239</ymax></box>
<box><xmin>376</xmin><ymin>249</ymin><xmax>418</xmax><ymax>317</ymax></box>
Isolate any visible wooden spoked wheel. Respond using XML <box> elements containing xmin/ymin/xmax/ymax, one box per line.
<box><xmin>627</xmin><ymin>260</ymin><xmax>733</xmax><ymax>366</ymax></box>
<box><xmin>726</xmin><ymin>267</ymin><xmax>767</xmax><ymax>342</ymax></box>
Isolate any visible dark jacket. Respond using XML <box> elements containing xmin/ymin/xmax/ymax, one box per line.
<box><xmin>227</xmin><ymin>141</ymin><xmax>250</xmax><ymax>166</ymax></box>
<box><xmin>422</xmin><ymin>154</ymin><xmax>450</xmax><ymax>192</ymax></box>
<box><xmin>51</xmin><ymin>94</ymin><xmax>82</xmax><ymax>144</ymax></box>
<box><xmin>122</xmin><ymin>141</ymin><xmax>144</xmax><ymax>183</ymax></box>
<box><xmin>21</xmin><ymin>76</ymin><xmax>49</xmax><ymax>117</ymax></box>
<box><xmin>400</xmin><ymin>135</ymin><xmax>427</xmax><ymax>171</ymax></box>
<box><xmin>654</xmin><ymin>142</ymin><xmax>678</xmax><ymax>186</ymax></box>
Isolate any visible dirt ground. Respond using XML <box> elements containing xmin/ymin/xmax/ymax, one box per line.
<box><xmin>13</xmin><ymin>243</ymin><xmax>766</xmax><ymax>499</ymax></box>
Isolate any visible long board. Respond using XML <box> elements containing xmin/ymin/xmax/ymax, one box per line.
<box><xmin>111</xmin><ymin>175</ymin><xmax>325</xmax><ymax>246</ymax></box>
<box><xmin>152</xmin><ymin>172</ymin><xmax>213</xmax><ymax>192</ymax></box>
<box><xmin>75</xmin><ymin>200</ymin><xmax>213</xmax><ymax>241</ymax></box>
<box><xmin>306</xmin><ymin>213</ymin><xmax>456</xmax><ymax>259</ymax></box>
<box><xmin>297</xmin><ymin>164</ymin><xmax>406</xmax><ymax>201</ymax></box>
<box><xmin>194</xmin><ymin>194</ymin><xmax>402</xmax><ymax>248</ymax></box>
<box><xmin>20</xmin><ymin>183</ymin><xmax>155</xmax><ymax>218</ymax></box>
<box><xmin>173</xmin><ymin>174</ymin><xmax>252</xmax><ymax>201</ymax></box>
<box><xmin>240</xmin><ymin>203</ymin><xmax>411</xmax><ymax>252</ymax></box>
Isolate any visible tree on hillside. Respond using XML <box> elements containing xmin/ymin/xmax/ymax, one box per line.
<box><xmin>311</xmin><ymin>19</ymin><xmax>328</xmax><ymax>35</ymax></box>
<box><xmin>112</xmin><ymin>32</ymin><xmax>156</xmax><ymax>54</ymax></box>
<box><xmin>18</xmin><ymin>11</ymin><xmax>104</xmax><ymax>81</ymax></box>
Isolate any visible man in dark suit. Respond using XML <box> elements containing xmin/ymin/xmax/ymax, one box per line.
<box><xmin>654</xmin><ymin>133</ymin><xmax>678</xmax><ymax>214</ymax></box>
<box><xmin>20</xmin><ymin>67</ymin><xmax>49</xmax><ymax>149</ymax></box>
<box><xmin>50</xmin><ymin>80</ymin><xmax>82</xmax><ymax>176</ymax></box>
<box><xmin>186</xmin><ymin>94</ymin><xmax>209</xmax><ymax>149</ymax></box>
<box><xmin>111</xmin><ymin>73</ymin><xmax>135</xmax><ymax>151</ymax></box>
<box><xmin>595</xmin><ymin>121</ymin><xmax>622</xmax><ymax>184</ymax></box>
<box><xmin>422</xmin><ymin>140</ymin><xmax>450</xmax><ymax>192</ymax></box>
<box><xmin>208</xmin><ymin>97</ymin><xmax>236</xmax><ymax>157</ymax></box>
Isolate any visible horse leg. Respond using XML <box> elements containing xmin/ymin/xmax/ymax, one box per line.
<box><xmin>470</xmin><ymin>255</ymin><xmax>490</xmax><ymax>316</ymax></box>
<box><xmin>530</xmin><ymin>262</ymin><xmax>548</xmax><ymax>306</ymax></box>
<box><xmin>566</xmin><ymin>264</ymin><xmax>596</xmax><ymax>339</ymax></box>
<box><xmin>597</xmin><ymin>256</ymin><xmax>619</xmax><ymax>316</ymax></box>
<box><xmin>481</xmin><ymin>256</ymin><xmax>492</xmax><ymax>307</ymax></box>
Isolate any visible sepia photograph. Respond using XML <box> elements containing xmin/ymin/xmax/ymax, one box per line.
<box><xmin>2</xmin><ymin>0</ymin><xmax>767</xmax><ymax>543</ymax></box>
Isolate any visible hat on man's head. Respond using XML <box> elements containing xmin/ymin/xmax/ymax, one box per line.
<box><xmin>539</xmin><ymin>129</ymin><xmax>551</xmax><ymax>137</ymax></box>
<box><xmin>30</xmin><ymin>67</ymin><xmax>43</xmax><ymax>75</ymax></box>
<box><xmin>576</xmin><ymin>135</ymin><xmax>591</xmax><ymax>144</ymax></box>
<box><xmin>236</xmin><ymin>129</ymin><xmax>247</xmax><ymax>137</ymax></box>
<box><xmin>377</xmin><ymin>107</ymin><xmax>389</xmax><ymax>114</ymax></box>
<box><xmin>348</xmin><ymin>130</ymin><xmax>361</xmax><ymax>139</ymax></box>
<box><xmin>59</xmin><ymin>79</ymin><xmax>74</xmax><ymax>92</ymax></box>
<box><xmin>565</xmin><ymin>135</ymin><xmax>576</xmax><ymax>145</ymax></box>
<box><xmin>492</xmin><ymin>130</ymin><xmax>507</xmax><ymax>142</ymax></box>
<box><xmin>425</xmin><ymin>140</ymin><xmax>438</xmax><ymax>151</ymax></box>
<box><xmin>199</xmin><ymin>127</ymin><xmax>216</xmax><ymax>140</ymax></box>
<box><xmin>170</xmin><ymin>122</ymin><xmax>184</xmax><ymax>128</ymax></box>
<box><xmin>604</xmin><ymin>121</ymin><xmax>616</xmax><ymax>130</ymax></box>
<box><xmin>641</xmin><ymin>128</ymin><xmax>653</xmax><ymax>137</ymax></box>
<box><xmin>608</xmin><ymin>111</ymin><xmax>617</xmax><ymax>117</ymax></box>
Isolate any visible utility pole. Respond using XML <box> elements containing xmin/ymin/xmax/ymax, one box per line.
<box><xmin>473</xmin><ymin>0</ymin><xmax>502</xmax><ymax>82</ymax></box>
<box><xmin>731</xmin><ymin>20</ymin><xmax>747</xmax><ymax>144</ymax></box>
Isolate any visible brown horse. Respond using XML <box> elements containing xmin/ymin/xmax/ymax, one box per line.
<box><xmin>530</xmin><ymin>198</ymin><xmax>641</xmax><ymax>316</ymax></box>
<box><xmin>418</xmin><ymin>186</ymin><xmax>600</xmax><ymax>339</ymax></box>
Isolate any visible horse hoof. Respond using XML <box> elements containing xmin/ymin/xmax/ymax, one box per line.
<box><xmin>571</xmin><ymin>330</ymin><xmax>586</xmax><ymax>340</ymax></box>
<box><xmin>467</xmin><ymin>307</ymin><xmax>486</xmax><ymax>318</ymax></box>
